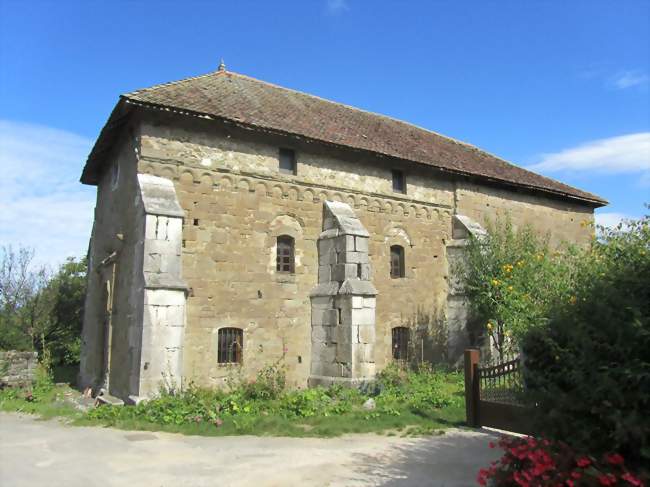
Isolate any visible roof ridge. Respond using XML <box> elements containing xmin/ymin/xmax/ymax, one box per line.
<box><xmin>225</xmin><ymin>71</ymin><xmax>493</xmax><ymax>155</ymax></box>
<box><xmin>217</xmin><ymin>72</ymin><xmax>603</xmax><ymax>201</ymax></box>
<box><xmin>125</xmin><ymin>70</ymin><xmax>222</xmax><ymax>97</ymax></box>
<box><xmin>127</xmin><ymin>69</ymin><xmax>494</xmax><ymax>159</ymax></box>
<box><xmin>111</xmin><ymin>69</ymin><xmax>606</xmax><ymax>205</ymax></box>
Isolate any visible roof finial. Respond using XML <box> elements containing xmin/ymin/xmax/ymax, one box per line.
<box><xmin>218</xmin><ymin>58</ymin><xmax>226</xmax><ymax>72</ymax></box>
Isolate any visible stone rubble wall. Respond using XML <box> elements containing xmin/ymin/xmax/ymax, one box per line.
<box><xmin>122</xmin><ymin>115</ymin><xmax>596</xmax><ymax>388</ymax></box>
<box><xmin>0</xmin><ymin>351</ymin><xmax>38</xmax><ymax>387</ymax></box>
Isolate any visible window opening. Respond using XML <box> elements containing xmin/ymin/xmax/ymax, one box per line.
<box><xmin>390</xmin><ymin>245</ymin><xmax>405</xmax><ymax>278</ymax></box>
<box><xmin>392</xmin><ymin>169</ymin><xmax>405</xmax><ymax>193</ymax></box>
<box><xmin>276</xmin><ymin>235</ymin><xmax>295</xmax><ymax>273</ymax></box>
<box><xmin>392</xmin><ymin>327</ymin><xmax>409</xmax><ymax>361</ymax></box>
<box><xmin>217</xmin><ymin>328</ymin><xmax>243</xmax><ymax>364</ymax></box>
<box><xmin>279</xmin><ymin>148</ymin><xmax>297</xmax><ymax>175</ymax></box>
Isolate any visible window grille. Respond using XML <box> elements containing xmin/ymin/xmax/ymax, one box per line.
<box><xmin>279</xmin><ymin>148</ymin><xmax>297</xmax><ymax>174</ymax></box>
<box><xmin>390</xmin><ymin>245</ymin><xmax>405</xmax><ymax>278</ymax></box>
<box><xmin>392</xmin><ymin>327</ymin><xmax>409</xmax><ymax>361</ymax></box>
<box><xmin>276</xmin><ymin>235</ymin><xmax>295</xmax><ymax>273</ymax></box>
<box><xmin>217</xmin><ymin>328</ymin><xmax>243</xmax><ymax>364</ymax></box>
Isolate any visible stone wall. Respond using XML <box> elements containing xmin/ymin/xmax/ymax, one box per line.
<box><xmin>128</xmin><ymin>113</ymin><xmax>595</xmax><ymax>390</ymax></box>
<box><xmin>0</xmin><ymin>351</ymin><xmax>38</xmax><ymax>387</ymax></box>
<box><xmin>80</xmin><ymin>132</ymin><xmax>146</xmax><ymax>399</ymax></box>
<box><xmin>455</xmin><ymin>181</ymin><xmax>594</xmax><ymax>246</ymax></box>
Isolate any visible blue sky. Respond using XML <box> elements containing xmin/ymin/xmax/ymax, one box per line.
<box><xmin>1</xmin><ymin>0</ymin><xmax>648</xmax><ymax>264</ymax></box>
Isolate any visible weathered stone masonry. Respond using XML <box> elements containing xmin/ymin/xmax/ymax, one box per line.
<box><xmin>309</xmin><ymin>201</ymin><xmax>377</xmax><ymax>387</ymax></box>
<box><xmin>0</xmin><ymin>351</ymin><xmax>38</xmax><ymax>388</ymax></box>
<box><xmin>79</xmin><ymin>69</ymin><xmax>603</xmax><ymax>401</ymax></box>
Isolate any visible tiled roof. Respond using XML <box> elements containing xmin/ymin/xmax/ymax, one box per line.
<box><xmin>84</xmin><ymin>69</ymin><xmax>606</xmax><ymax>206</ymax></box>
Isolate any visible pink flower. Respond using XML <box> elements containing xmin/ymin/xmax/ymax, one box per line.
<box><xmin>576</xmin><ymin>457</ymin><xmax>591</xmax><ymax>468</ymax></box>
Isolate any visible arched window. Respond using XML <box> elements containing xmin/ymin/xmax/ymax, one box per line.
<box><xmin>392</xmin><ymin>326</ymin><xmax>409</xmax><ymax>361</ymax></box>
<box><xmin>217</xmin><ymin>328</ymin><xmax>243</xmax><ymax>364</ymax></box>
<box><xmin>390</xmin><ymin>245</ymin><xmax>405</xmax><ymax>278</ymax></box>
<box><xmin>276</xmin><ymin>235</ymin><xmax>295</xmax><ymax>273</ymax></box>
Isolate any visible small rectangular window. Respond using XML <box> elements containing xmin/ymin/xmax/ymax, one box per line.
<box><xmin>390</xmin><ymin>245</ymin><xmax>405</xmax><ymax>279</ymax></box>
<box><xmin>276</xmin><ymin>235</ymin><xmax>295</xmax><ymax>273</ymax></box>
<box><xmin>218</xmin><ymin>328</ymin><xmax>243</xmax><ymax>364</ymax></box>
<box><xmin>392</xmin><ymin>169</ymin><xmax>405</xmax><ymax>193</ymax></box>
<box><xmin>279</xmin><ymin>148</ymin><xmax>297</xmax><ymax>175</ymax></box>
<box><xmin>392</xmin><ymin>327</ymin><xmax>409</xmax><ymax>361</ymax></box>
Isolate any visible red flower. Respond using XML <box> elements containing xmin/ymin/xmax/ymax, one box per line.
<box><xmin>488</xmin><ymin>441</ymin><xmax>496</xmax><ymax>449</ymax></box>
<box><xmin>566</xmin><ymin>481</ymin><xmax>574</xmax><ymax>487</ymax></box>
<box><xmin>621</xmin><ymin>472</ymin><xmax>643</xmax><ymax>487</ymax></box>
<box><xmin>576</xmin><ymin>457</ymin><xmax>591</xmax><ymax>468</ymax></box>
<box><xmin>599</xmin><ymin>474</ymin><xmax>617</xmax><ymax>486</ymax></box>
<box><xmin>477</xmin><ymin>469</ymin><xmax>489</xmax><ymax>486</ymax></box>
<box><xmin>571</xmin><ymin>471</ymin><xmax>582</xmax><ymax>479</ymax></box>
<box><xmin>605</xmin><ymin>453</ymin><xmax>625</xmax><ymax>466</ymax></box>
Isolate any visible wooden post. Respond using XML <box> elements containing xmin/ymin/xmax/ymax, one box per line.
<box><xmin>464</xmin><ymin>348</ymin><xmax>480</xmax><ymax>427</ymax></box>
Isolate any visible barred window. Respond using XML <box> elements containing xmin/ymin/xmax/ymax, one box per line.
<box><xmin>276</xmin><ymin>235</ymin><xmax>295</xmax><ymax>273</ymax></box>
<box><xmin>390</xmin><ymin>245</ymin><xmax>405</xmax><ymax>278</ymax></box>
<box><xmin>217</xmin><ymin>328</ymin><xmax>243</xmax><ymax>364</ymax></box>
<box><xmin>392</xmin><ymin>327</ymin><xmax>409</xmax><ymax>361</ymax></box>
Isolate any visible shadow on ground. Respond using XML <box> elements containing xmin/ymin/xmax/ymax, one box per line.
<box><xmin>352</xmin><ymin>429</ymin><xmax>500</xmax><ymax>487</ymax></box>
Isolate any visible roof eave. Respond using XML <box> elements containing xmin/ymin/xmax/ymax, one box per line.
<box><xmin>123</xmin><ymin>97</ymin><xmax>608</xmax><ymax>208</ymax></box>
<box><xmin>80</xmin><ymin>99</ymin><xmax>132</xmax><ymax>185</ymax></box>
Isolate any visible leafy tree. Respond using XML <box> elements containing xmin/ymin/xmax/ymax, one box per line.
<box><xmin>37</xmin><ymin>257</ymin><xmax>87</xmax><ymax>365</ymax></box>
<box><xmin>0</xmin><ymin>246</ymin><xmax>51</xmax><ymax>351</ymax></box>
<box><xmin>458</xmin><ymin>218</ymin><xmax>579</xmax><ymax>359</ymax></box>
<box><xmin>0</xmin><ymin>246</ymin><xmax>86</xmax><ymax>365</ymax></box>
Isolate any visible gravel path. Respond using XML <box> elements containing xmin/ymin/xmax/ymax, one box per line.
<box><xmin>0</xmin><ymin>412</ymin><xmax>499</xmax><ymax>487</ymax></box>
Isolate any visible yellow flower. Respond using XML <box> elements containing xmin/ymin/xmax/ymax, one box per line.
<box><xmin>569</xmin><ymin>296</ymin><xmax>577</xmax><ymax>305</ymax></box>
<box><xmin>517</xmin><ymin>260</ymin><xmax>525</xmax><ymax>267</ymax></box>
<box><xmin>486</xmin><ymin>322</ymin><xmax>493</xmax><ymax>331</ymax></box>
<box><xmin>505</xmin><ymin>330</ymin><xmax>511</xmax><ymax>337</ymax></box>
<box><xmin>491</xmin><ymin>279</ymin><xmax>500</xmax><ymax>286</ymax></box>
<box><xmin>507</xmin><ymin>286</ymin><xmax>513</xmax><ymax>292</ymax></box>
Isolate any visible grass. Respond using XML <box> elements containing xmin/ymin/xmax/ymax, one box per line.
<box><xmin>0</xmin><ymin>363</ymin><xmax>467</xmax><ymax>438</ymax></box>
<box><xmin>0</xmin><ymin>383</ymin><xmax>82</xmax><ymax>420</ymax></box>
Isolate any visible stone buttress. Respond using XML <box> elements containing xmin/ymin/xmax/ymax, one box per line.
<box><xmin>137</xmin><ymin>174</ymin><xmax>188</xmax><ymax>399</ymax></box>
<box><xmin>309</xmin><ymin>201</ymin><xmax>377</xmax><ymax>387</ymax></box>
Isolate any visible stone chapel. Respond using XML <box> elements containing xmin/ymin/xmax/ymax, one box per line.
<box><xmin>78</xmin><ymin>64</ymin><xmax>606</xmax><ymax>402</ymax></box>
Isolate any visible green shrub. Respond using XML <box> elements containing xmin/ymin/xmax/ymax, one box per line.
<box><xmin>87</xmin><ymin>362</ymin><xmax>463</xmax><ymax>433</ymax></box>
<box><xmin>459</xmin><ymin>218</ymin><xmax>578</xmax><ymax>358</ymax></box>
<box><xmin>239</xmin><ymin>363</ymin><xmax>286</xmax><ymax>401</ymax></box>
<box><xmin>522</xmin><ymin>213</ymin><xmax>650</xmax><ymax>470</ymax></box>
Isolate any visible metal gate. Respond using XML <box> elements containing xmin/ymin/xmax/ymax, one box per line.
<box><xmin>464</xmin><ymin>349</ymin><xmax>534</xmax><ymax>435</ymax></box>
